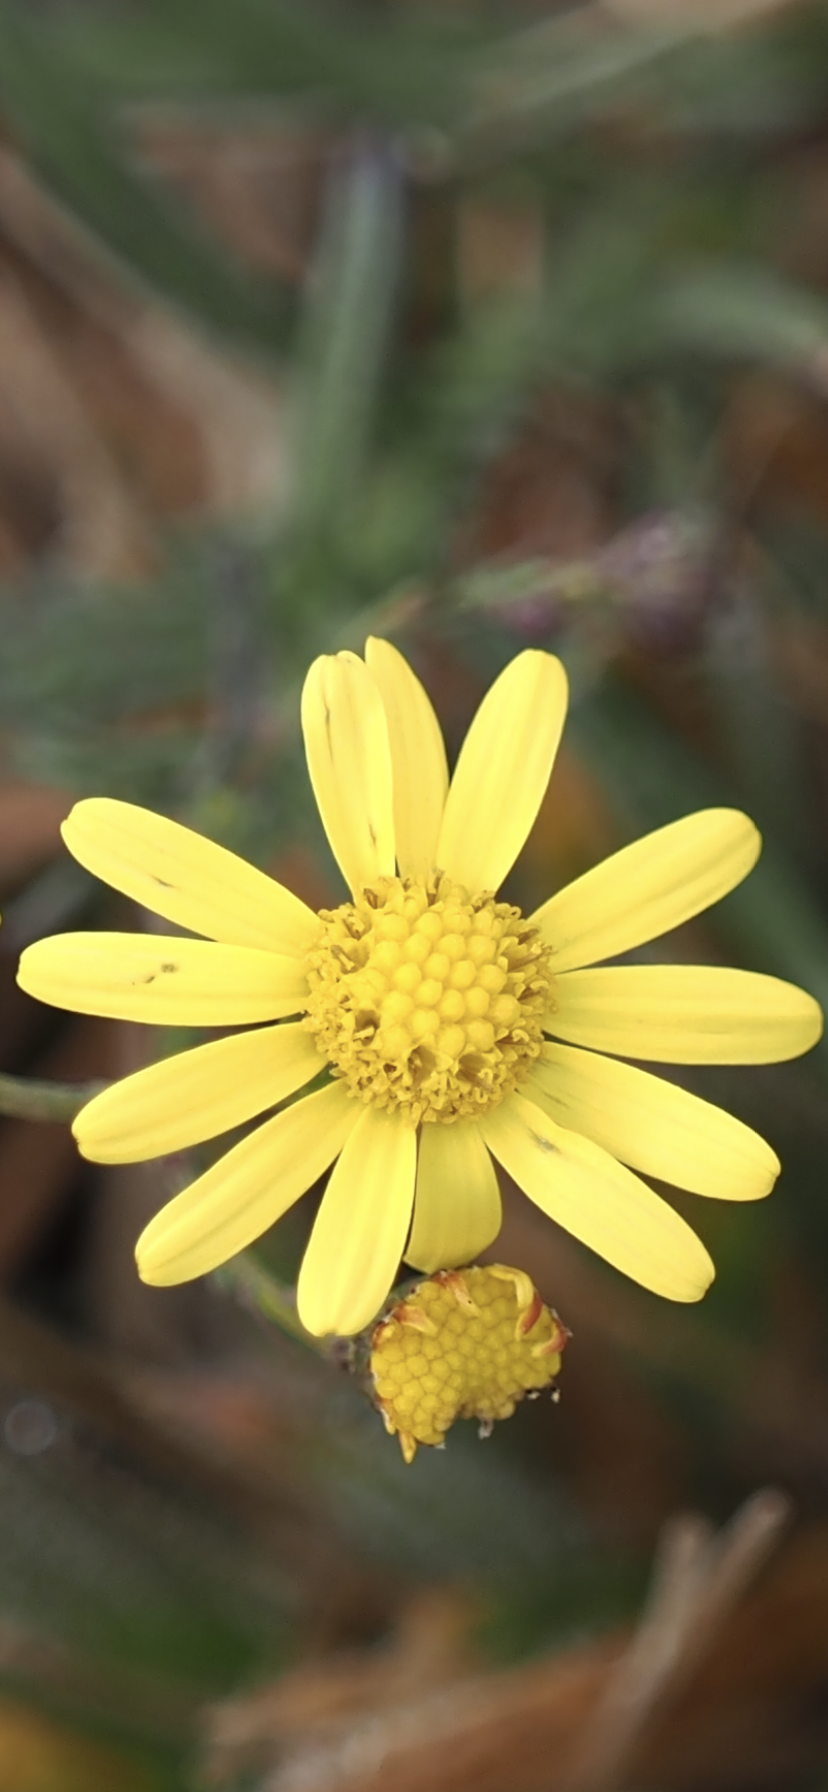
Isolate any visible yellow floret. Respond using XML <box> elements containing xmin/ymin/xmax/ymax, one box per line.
<box><xmin>369</xmin><ymin>1264</ymin><xmax>568</xmax><ymax>1462</ymax></box>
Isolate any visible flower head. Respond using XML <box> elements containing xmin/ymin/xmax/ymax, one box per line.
<box><xmin>17</xmin><ymin>640</ymin><xmax>823</xmax><ymax>1336</ymax></box>
<box><xmin>370</xmin><ymin>1264</ymin><xmax>567</xmax><ymax>1463</ymax></box>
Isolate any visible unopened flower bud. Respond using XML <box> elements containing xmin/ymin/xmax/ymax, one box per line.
<box><xmin>369</xmin><ymin>1264</ymin><xmax>568</xmax><ymax>1463</ymax></box>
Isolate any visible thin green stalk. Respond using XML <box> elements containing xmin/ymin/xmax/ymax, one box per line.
<box><xmin>214</xmin><ymin>1252</ymin><xmax>343</xmax><ymax>1360</ymax></box>
<box><xmin>0</xmin><ymin>1074</ymin><xmax>105</xmax><ymax>1124</ymax></box>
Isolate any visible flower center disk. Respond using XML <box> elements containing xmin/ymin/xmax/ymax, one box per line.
<box><xmin>304</xmin><ymin>873</ymin><xmax>553</xmax><ymax>1123</ymax></box>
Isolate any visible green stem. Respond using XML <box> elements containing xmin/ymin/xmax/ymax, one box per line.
<box><xmin>214</xmin><ymin>1252</ymin><xmax>343</xmax><ymax>1360</ymax></box>
<box><xmin>0</xmin><ymin>1073</ymin><xmax>106</xmax><ymax>1124</ymax></box>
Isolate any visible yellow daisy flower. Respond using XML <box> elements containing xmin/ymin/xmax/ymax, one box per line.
<box><xmin>17</xmin><ymin>641</ymin><xmax>822</xmax><ymax>1336</ymax></box>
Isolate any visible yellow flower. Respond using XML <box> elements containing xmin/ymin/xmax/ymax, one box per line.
<box><xmin>370</xmin><ymin>1263</ymin><xmax>568</xmax><ymax>1463</ymax></box>
<box><xmin>17</xmin><ymin>641</ymin><xmax>822</xmax><ymax>1336</ymax></box>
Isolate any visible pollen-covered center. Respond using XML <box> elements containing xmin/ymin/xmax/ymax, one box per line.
<box><xmin>304</xmin><ymin>872</ymin><xmax>552</xmax><ymax>1123</ymax></box>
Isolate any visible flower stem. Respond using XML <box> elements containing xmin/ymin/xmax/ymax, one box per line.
<box><xmin>214</xmin><ymin>1252</ymin><xmax>343</xmax><ymax>1360</ymax></box>
<box><xmin>0</xmin><ymin>1073</ymin><xmax>105</xmax><ymax>1124</ymax></box>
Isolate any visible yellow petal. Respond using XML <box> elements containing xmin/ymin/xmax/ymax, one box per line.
<box><xmin>365</xmin><ymin>636</ymin><xmax>448</xmax><ymax>879</ymax></box>
<box><xmin>301</xmin><ymin>651</ymin><xmax>395</xmax><ymax>896</ymax></box>
<box><xmin>297</xmin><ymin>1105</ymin><xmax>416</xmax><ymax>1336</ymax></box>
<box><xmin>481</xmin><ymin>1093</ymin><xmax>714</xmax><ymax>1302</ymax></box>
<box><xmin>74</xmin><ymin>1023</ymin><xmax>324</xmax><ymax>1163</ymax></box>
<box><xmin>136</xmin><ymin>1080</ymin><xmax>357</xmax><ymax>1285</ymax></box>
<box><xmin>62</xmin><ymin>798</ymin><xmax>318</xmax><ymax>957</ymax></box>
<box><xmin>531</xmin><ymin>809</ymin><xmax>760</xmax><ymax>973</ymax></box>
<box><xmin>406</xmin><ymin>1119</ymin><xmax>502</xmax><ymax>1272</ymax></box>
<box><xmin>551</xmin><ymin>965</ymin><xmax>824</xmax><ymax>1063</ymax></box>
<box><xmin>436</xmin><ymin>651</ymin><xmax>568</xmax><ymax>895</ymax></box>
<box><xmin>18</xmin><ymin>933</ymin><xmax>309</xmax><ymax>1026</ymax></box>
<box><xmin>529</xmin><ymin>1042</ymin><xmax>779</xmax><ymax>1200</ymax></box>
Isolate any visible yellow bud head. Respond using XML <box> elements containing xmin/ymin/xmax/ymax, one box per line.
<box><xmin>369</xmin><ymin>1264</ymin><xmax>568</xmax><ymax>1462</ymax></box>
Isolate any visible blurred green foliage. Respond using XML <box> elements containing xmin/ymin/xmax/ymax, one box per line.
<box><xmin>4</xmin><ymin>2</ymin><xmax>828</xmax><ymax>1787</ymax></box>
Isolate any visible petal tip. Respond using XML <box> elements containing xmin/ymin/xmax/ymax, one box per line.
<box><xmin>747</xmin><ymin>1160</ymin><xmax>781</xmax><ymax>1203</ymax></box>
<box><xmin>134</xmin><ymin>1217</ymin><xmax>171</xmax><ymax>1284</ymax></box>
<box><xmin>788</xmin><ymin>993</ymin><xmax>825</xmax><ymax>1059</ymax></box>
<box><xmin>516</xmin><ymin>647</ymin><xmax>569</xmax><ymax>709</ymax></box>
<box><xmin>682</xmin><ymin>1250</ymin><xmax>716</xmax><ymax>1303</ymax></box>
<box><xmin>61</xmin><ymin>794</ymin><xmax>121</xmax><ymax>846</ymax></box>
<box><xmin>660</xmin><ymin>1256</ymin><xmax>715</xmax><ymax>1304</ymax></box>
<box><xmin>764</xmin><ymin>1146</ymin><xmax>782</xmax><ymax>1191</ymax></box>
<box><xmin>295</xmin><ymin>1283</ymin><xmax>335</xmax><ymax>1338</ymax></box>
<box><xmin>807</xmin><ymin>999</ymin><xmax>825</xmax><ymax>1049</ymax></box>
<box><xmin>135</xmin><ymin>1251</ymin><xmax>164</xmax><ymax>1287</ymax></box>
<box><xmin>742</xmin><ymin>812</ymin><xmax>762</xmax><ymax>866</ymax></box>
<box><xmin>71</xmin><ymin>1123</ymin><xmax>114</xmax><ymax>1167</ymax></box>
<box><xmin>16</xmin><ymin>941</ymin><xmax>46</xmax><ymax>999</ymax></box>
<box><xmin>135</xmin><ymin>1237</ymin><xmax>182</xmax><ymax>1287</ymax></box>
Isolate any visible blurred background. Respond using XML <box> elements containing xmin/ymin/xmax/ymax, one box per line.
<box><xmin>3</xmin><ymin>0</ymin><xmax>828</xmax><ymax>1786</ymax></box>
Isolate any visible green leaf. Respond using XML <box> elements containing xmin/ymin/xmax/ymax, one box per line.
<box><xmin>0</xmin><ymin>2</ymin><xmax>290</xmax><ymax>353</ymax></box>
